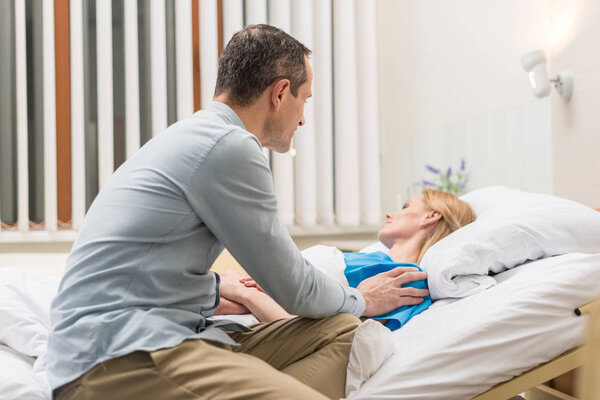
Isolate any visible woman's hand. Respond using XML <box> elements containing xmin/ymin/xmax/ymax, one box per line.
<box><xmin>239</xmin><ymin>275</ymin><xmax>264</xmax><ymax>292</ymax></box>
<box><xmin>217</xmin><ymin>269</ymin><xmax>292</xmax><ymax>322</ymax></box>
<box><xmin>357</xmin><ymin>267</ymin><xmax>429</xmax><ymax>318</ymax></box>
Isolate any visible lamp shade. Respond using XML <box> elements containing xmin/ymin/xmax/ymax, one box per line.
<box><xmin>521</xmin><ymin>50</ymin><xmax>551</xmax><ymax>98</ymax></box>
<box><xmin>529</xmin><ymin>64</ymin><xmax>551</xmax><ymax>97</ymax></box>
<box><xmin>520</xmin><ymin>50</ymin><xmax>546</xmax><ymax>72</ymax></box>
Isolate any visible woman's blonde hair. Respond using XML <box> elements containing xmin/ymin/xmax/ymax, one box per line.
<box><xmin>416</xmin><ymin>189</ymin><xmax>476</xmax><ymax>264</ymax></box>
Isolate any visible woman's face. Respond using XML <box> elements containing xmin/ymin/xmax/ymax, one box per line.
<box><xmin>378</xmin><ymin>194</ymin><xmax>431</xmax><ymax>248</ymax></box>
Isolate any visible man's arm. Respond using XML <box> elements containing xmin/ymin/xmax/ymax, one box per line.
<box><xmin>239</xmin><ymin>269</ymin><xmax>429</xmax><ymax>319</ymax></box>
<box><xmin>187</xmin><ymin>131</ymin><xmax>365</xmax><ymax>318</ymax></box>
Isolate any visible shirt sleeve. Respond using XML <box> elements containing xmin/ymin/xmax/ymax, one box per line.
<box><xmin>185</xmin><ymin>131</ymin><xmax>365</xmax><ymax>318</ymax></box>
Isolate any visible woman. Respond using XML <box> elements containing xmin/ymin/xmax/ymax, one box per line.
<box><xmin>215</xmin><ymin>189</ymin><xmax>476</xmax><ymax>327</ymax></box>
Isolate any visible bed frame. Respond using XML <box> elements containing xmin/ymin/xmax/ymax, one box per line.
<box><xmin>472</xmin><ymin>298</ymin><xmax>600</xmax><ymax>400</ymax></box>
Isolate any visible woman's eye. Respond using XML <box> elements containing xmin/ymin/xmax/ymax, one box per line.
<box><xmin>403</xmin><ymin>203</ymin><xmax>408</xmax><ymax>209</ymax></box>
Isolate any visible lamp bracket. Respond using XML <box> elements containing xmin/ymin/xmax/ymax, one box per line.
<box><xmin>551</xmin><ymin>71</ymin><xmax>573</xmax><ymax>101</ymax></box>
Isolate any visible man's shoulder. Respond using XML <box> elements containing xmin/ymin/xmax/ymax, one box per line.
<box><xmin>210</xmin><ymin>127</ymin><xmax>262</xmax><ymax>157</ymax></box>
<box><xmin>173</xmin><ymin>111</ymin><xmax>261</xmax><ymax>151</ymax></box>
<box><xmin>148</xmin><ymin>113</ymin><xmax>256</xmax><ymax>162</ymax></box>
<box><xmin>141</xmin><ymin>112</ymin><xmax>266</xmax><ymax>190</ymax></box>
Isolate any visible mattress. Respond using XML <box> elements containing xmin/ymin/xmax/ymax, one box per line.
<box><xmin>347</xmin><ymin>253</ymin><xmax>600</xmax><ymax>399</ymax></box>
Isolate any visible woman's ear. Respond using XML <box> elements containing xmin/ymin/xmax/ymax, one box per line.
<box><xmin>270</xmin><ymin>79</ymin><xmax>291</xmax><ymax>112</ymax></box>
<box><xmin>422</xmin><ymin>210</ymin><xmax>442</xmax><ymax>227</ymax></box>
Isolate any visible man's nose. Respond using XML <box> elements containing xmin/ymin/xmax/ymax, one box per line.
<box><xmin>298</xmin><ymin>116</ymin><xmax>305</xmax><ymax>127</ymax></box>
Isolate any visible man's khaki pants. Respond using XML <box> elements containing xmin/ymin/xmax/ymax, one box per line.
<box><xmin>55</xmin><ymin>313</ymin><xmax>361</xmax><ymax>400</ymax></box>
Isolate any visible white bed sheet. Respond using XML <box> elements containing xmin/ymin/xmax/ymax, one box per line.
<box><xmin>347</xmin><ymin>253</ymin><xmax>600</xmax><ymax>400</ymax></box>
<box><xmin>0</xmin><ymin>344</ymin><xmax>50</xmax><ymax>400</ymax></box>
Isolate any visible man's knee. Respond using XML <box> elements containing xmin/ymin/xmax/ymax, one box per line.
<box><xmin>326</xmin><ymin>313</ymin><xmax>361</xmax><ymax>335</ymax></box>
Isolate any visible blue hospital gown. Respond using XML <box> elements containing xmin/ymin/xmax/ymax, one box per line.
<box><xmin>344</xmin><ymin>252</ymin><xmax>432</xmax><ymax>330</ymax></box>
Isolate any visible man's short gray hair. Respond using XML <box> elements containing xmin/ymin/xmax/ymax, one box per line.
<box><xmin>214</xmin><ymin>24</ymin><xmax>311</xmax><ymax>107</ymax></box>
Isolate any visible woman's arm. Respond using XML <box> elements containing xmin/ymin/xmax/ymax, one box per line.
<box><xmin>236</xmin><ymin>287</ymin><xmax>294</xmax><ymax>322</ymax></box>
<box><xmin>218</xmin><ymin>270</ymin><xmax>293</xmax><ymax>322</ymax></box>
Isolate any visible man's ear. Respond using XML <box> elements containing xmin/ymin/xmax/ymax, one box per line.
<box><xmin>271</xmin><ymin>79</ymin><xmax>290</xmax><ymax>112</ymax></box>
<box><xmin>422</xmin><ymin>210</ymin><xmax>442</xmax><ymax>227</ymax></box>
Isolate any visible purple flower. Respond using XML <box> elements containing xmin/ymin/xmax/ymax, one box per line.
<box><xmin>421</xmin><ymin>180</ymin><xmax>437</xmax><ymax>187</ymax></box>
<box><xmin>425</xmin><ymin>165</ymin><xmax>441</xmax><ymax>174</ymax></box>
<box><xmin>460</xmin><ymin>158</ymin><xmax>466</xmax><ymax>171</ymax></box>
<box><xmin>446</xmin><ymin>167</ymin><xmax>452</xmax><ymax>177</ymax></box>
<box><xmin>459</xmin><ymin>182</ymin><xmax>465</xmax><ymax>189</ymax></box>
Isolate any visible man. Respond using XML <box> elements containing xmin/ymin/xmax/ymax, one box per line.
<box><xmin>47</xmin><ymin>25</ymin><xmax>429</xmax><ymax>399</ymax></box>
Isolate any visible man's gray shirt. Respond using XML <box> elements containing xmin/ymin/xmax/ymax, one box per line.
<box><xmin>46</xmin><ymin>102</ymin><xmax>366</xmax><ymax>390</ymax></box>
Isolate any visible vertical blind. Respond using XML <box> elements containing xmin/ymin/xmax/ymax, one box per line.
<box><xmin>0</xmin><ymin>0</ymin><xmax>381</xmax><ymax>240</ymax></box>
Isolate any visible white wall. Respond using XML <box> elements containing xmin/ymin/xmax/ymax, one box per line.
<box><xmin>550</xmin><ymin>0</ymin><xmax>600</xmax><ymax>208</ymax></box>
<box><xmin>376</xmin><ymin>0</ymin><xmax>557</xmax><ymax>212</ymax></box>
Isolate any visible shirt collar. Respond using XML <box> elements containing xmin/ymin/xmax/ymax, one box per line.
<box><xmin>207</xmin><ymin>102</ymin><xmax>247</xmax><ymax>131</ymax></box>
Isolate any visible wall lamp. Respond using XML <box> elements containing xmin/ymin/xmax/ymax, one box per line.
<box><xmin>521</xmin><ymin>50</ymin><xmax>573</xmax><ymax>101</ymax></box>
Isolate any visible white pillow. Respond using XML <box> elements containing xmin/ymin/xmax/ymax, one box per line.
<box><xmin>0</xmin><ymin>268</ymin><xmax>59</xmax><ymax>358</ymax></box>
<box><xmin>302</xmin><ymin>245</ymin><xmax>350</xmax><ymax>286</ymax></box>
<box><xmin>421</xmin><ymin>186</ymin><xmax>600</xmax><ymax>299</ymax></box>
<box><xmin>0</xmin><ymin>344</ymin><xmax>51</xmax><ymax>400</ymax></box>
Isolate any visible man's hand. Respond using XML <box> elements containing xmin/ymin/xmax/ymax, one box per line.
<box><xmin>214</xmin><ymin>297</ymin><xmax>250</xmax><ymax>315</ymax></box>
<box><xmin>218</xmin><ymin>269</ymin><xmax>250</xmax><ymax>303</ymax></box>
<box><xmin>357</xmin><ymin>267</ymin><xmax>429</xmax><ymax>317</ymax></box>
<box><xmin>214</xmin><ymin>269</ymin><xmax>253</xmax><ymax>315</ymax></box>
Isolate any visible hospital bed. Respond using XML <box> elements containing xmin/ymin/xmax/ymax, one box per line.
<box><xmin>1</xmin><ymin>187</ymin><xmax>599</xmax><ymax>400</ymax></box>
<box><xmin>339</xmin><ymin>188</ymin><xmax>600</xmax><ymax>400</ymax></box>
